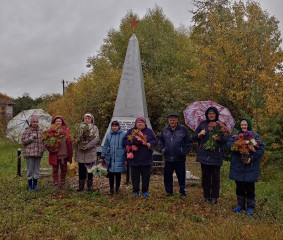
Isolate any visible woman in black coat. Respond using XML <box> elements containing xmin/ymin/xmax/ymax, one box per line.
<box><xmin>227</xmin><ymin>118</ymin><xmax>264</xmax><ymax>216</ymax></box>
<box><xmin>193</xmin><ymin>107</ymin><xmax>229</xmax><ymax>204</ymax></box>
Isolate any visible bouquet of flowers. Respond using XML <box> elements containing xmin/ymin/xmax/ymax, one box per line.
<box><xmin>231</xmin><ymin>131</ymin><xmax>259</xmax><ymax>163</ymax></box>
<box><xmin>126</xmin><ymin>129</ymin><xmax>147</xmax><ymax>159</ymax></box>
<box><xmin>86</xmin><ymin>163</ymin><xmax>108</xmax><ymax>177</ymax></box>
<box><xmin>73</xmin><ymin>124</ymin><xmax>94</xmax><ymax>149</ymax></box>
<box><xmin>204</xmin><ymin>121</ymin><xmax>230</xmax><ymax>151</ymax></box>
<box><xmin>42</xmin><ymin>124</ymin><xmax>66</xmax><ymax>151</ymax></box>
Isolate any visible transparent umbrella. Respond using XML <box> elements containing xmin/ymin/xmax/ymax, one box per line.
<box><xmin>6</xmin><ymin>109</ymin><xmax>52</xmax><ymax>144</ymax></box>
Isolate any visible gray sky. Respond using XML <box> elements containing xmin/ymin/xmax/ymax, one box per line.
<box><xmin>0</xmin><ymin>0</ymin><xmax>282</xmax><ymax>99</ymax></box>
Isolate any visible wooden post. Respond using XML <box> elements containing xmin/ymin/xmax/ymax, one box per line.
<box><xmin>17</xmin><ymin>148</ymin><xmax>21</xmax><ymax>176</ymax></box>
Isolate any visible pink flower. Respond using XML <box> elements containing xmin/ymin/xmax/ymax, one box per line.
<box><xmin>127</xmin><ymin>152</ymin><xmax>134</xmax><ymax>159</ymax></box>
<box><xmin>126</xmin><ymin>145</ymin><xmax>132</xmax><ymax>153</ymax></box>
<box><xmin>132</xmin><ymin>145</ymin><xmax>139</xmax><ymax>151</ymax></box>
<box><xmin>208</xmin><ymin>122</ymin><xmax>217</xmax><ymax>127</ymax></box>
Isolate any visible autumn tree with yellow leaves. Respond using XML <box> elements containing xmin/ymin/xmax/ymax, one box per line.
<box><xmin>187</xmin><ymin>0</ymin><xmax>283</xmax><ymax>151</ymax></box>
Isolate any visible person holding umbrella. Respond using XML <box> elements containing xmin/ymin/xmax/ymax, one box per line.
<box><xmin>227</xmin><ymin>118</ymin><xmax>264</xmax><ymax>216</ymax></box>
<box><xmin>21</xmin><ymin>114</ymin><xmax>45</xmax><ymax>191</ymax></box>
<box><xmin>193</xmin><ymin>107</ymin><xmax>230</xmax><ymax>204</ymax></box>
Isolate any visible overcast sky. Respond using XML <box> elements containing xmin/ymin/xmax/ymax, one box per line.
<box><xmin>0</xmin><ymin>0</ymin><xmax>282</xmax><ymax>99</ymax></box>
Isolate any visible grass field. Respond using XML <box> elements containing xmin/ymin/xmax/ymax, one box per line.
<box><xmin>0</xmin><ymin>139</ymin><xmax>282</xmax><ymax>240</ymax></box>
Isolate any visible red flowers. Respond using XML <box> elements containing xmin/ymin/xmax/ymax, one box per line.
<box><xmin>132</xmin><ymin>145</ymin><xmax>139</xmax><ymax>151</ymax></box>
<box><xmin>127</xmin><ymin>152</ymin><xmax>134</xmax><ymax>159</ymax></box>
<box><xmin>42</xmin><ymin>124</ymin><xmax>66</xmax><ymax>147</ymax></box>
<box><xmin>126</xmin><ymin>145</ymin><xmax>139</xmax><ymax>159</ymax></box>
<box><xmin>126</xmin><ymin>129</ymin><xmax>148</xmax><ymax>159</ymax></box>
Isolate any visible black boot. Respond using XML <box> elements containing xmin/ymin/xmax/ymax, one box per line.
<box><xmin>77</xmin><ymin>180</ymin><xmax>85</xmax><ymax>192</ymax></box>
<box><xmin>87</xmin><ymin>180</ymin><xmax>93</xmax><ymax>191</ymax></box>
<box><xmin>210</xmin><ymin>198</ymin><xmax>218</xmax><ymax>204</ymax></box>
<box><xmin>109</xmin><ymin>188</ymin><xmax>114</xmax><ymax>195</ymax></box>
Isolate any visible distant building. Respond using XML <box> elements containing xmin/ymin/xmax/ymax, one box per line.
<box><xmin>1</xmin><ymin>99</ymin><xmax>15</xmax><ymax>118</ymax></box>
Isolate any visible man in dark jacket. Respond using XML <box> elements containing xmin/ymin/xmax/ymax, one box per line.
<box><xmin>160</xmin><ymin>114</ymin><xmax>192</xmax><ymax>196</ymax></box>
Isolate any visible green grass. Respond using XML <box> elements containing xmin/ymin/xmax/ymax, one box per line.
<box><xmin>0</xmin><ymin>138</ymin><xmax>282</xmax><ymax>240</ymax></box>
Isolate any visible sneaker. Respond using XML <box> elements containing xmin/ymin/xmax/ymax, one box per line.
<box><xmin>166</xmin><ymin>192</ymin><xmax>173</xmax><ymax>197</ymax></box>
<box><xmin>133</xmin><ymin>192</ymin><xmax>139</xmax><ymax>196</ymax></box>
<box><xmin>142</xmin><ymin>192</ymin><xmax>149</xmax><ymax>197</ymax></box>
<box><xmin>54</xmin><ymin>183</ymin><xmax>59</xmax><ymax>190</ymax></box>
<box><xmin>233</xmin><ymin>206</ymin><xmax>244</xmax><ymax>212</ymax></box>
<box><xmin>245</xmin><ymin>208</ymin><xmax>254</xmax><ymax>216</ymax></box>
<box><xmin>61</xmin><ymin>183</ymin><xmax>66</xmax><ymax>190</ymax></box>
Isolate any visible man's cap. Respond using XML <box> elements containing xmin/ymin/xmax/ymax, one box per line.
<box><xmin>167</xmin><ymin>114</ymin><xmax>179</xmax><ymax>118</ymax></box>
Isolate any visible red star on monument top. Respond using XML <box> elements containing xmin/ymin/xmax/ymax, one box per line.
<box><xmin>130</xmin><ymin>18</ymin><xmax>139</xmax><ymax>28</ymax></box>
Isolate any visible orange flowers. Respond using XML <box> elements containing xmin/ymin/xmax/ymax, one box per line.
<box><xmin>231</xmin><ymin>131</ymin><xmax>259</xmax><ymax>154</ymax></box>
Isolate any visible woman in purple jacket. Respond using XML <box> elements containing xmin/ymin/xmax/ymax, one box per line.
<box><xmin>123</xmin><ymin>117</ymin><xmax>158</xmax><ymax>197</ymax></box>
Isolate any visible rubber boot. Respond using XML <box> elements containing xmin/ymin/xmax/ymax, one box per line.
<box><xmin>87</xmin><ymin>180</ymin><xmax>93</xmax><ymax>191</ymax></box>
<box><xmin>28</xmin><ymin>179</ymin><xmax>32</xmax><ymax>190</ymax></box>
<box><xmin>247</xmin><ymin>198</ymin><xmax>256</xmax><ymax>210</ymax></box>
<box><xmin>77</xmin><ymin>180</ymin><xmax>85</xmax><ymax>192</ymax></box>
<box><xmin>233</xmin><ymin>195</ymin><xmax>246</xmax><ymax>212</ymax></box>
<box><xmin>33</xmin><ymin>179</ymin><xmax>38</xmax><ymax>191</ymax></box>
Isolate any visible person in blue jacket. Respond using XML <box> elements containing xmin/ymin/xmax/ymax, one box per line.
<box><xmin>123</xmin><ymin>117</ymin><xmax>158</xmax><ymax>197</ymax></box>
<box><xmin>193</xmin><ymin>107</ymin><xmax>229</xmax><ymax>204</ymax></box>
<box><xmin>101</xmin><ymin>121</ymin><xmax>126</xmax><ymax>195</ymax></box>
<box><xmin>227</xmin><ymin>118</ymin><xmax>265</xmax><ymax>216</ymax></box>
<box><xmin>160</xmin><ymin>114</ymin><xmax>192</xmax><ymax>197</ymax></box>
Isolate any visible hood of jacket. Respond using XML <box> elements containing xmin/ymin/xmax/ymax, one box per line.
<box><xmin>82</xmin><ymin>113</ymin><xmax>95</xmax><ymax>124</ymax></box>
<box><xmin>110</xmin><ymin>127</ymin><xmax>124</xmax><ymax>135</ymax></box>
<box><xmin>51</xmin><ymin>115</ymin><xmax>67</xmax><ymax>127</ymax></box>
<box><xmin>240</xmin><ymin>117</ymin><xmax>252</xmax><ymax>131</ymax></box>
<box><xmin>205</xmin><ymin>107</ymin><xmax>219</xmax><ymax>122</ymax></box>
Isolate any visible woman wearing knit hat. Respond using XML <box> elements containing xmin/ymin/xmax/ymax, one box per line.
<box><xmin>21</xmin><ymin>114</ymin><xmax>45</xmax><ymax>191</ymax></box>
<box><xmin>123</xmin><ymin>117</ymin><xmax>158</xmax><ymax>197</ymax></box>
<box><xmin>101</xmin><ymin>120</ymin><xmax>126</xmax><ymax>195</ymax></box>
<box><xmin>46</xmin><ymin>116</ymin><xmax>73</xmax><ymax>190</ymax></box>
<box><xmin>74</xmin><ymin>113</ymin><xmax>100</xmax><ymax>191</ymax></box>
<box><xmin>227</xmin><ymin>118</ymin><xmax>265</xmax><ymax>216</ymax></box>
